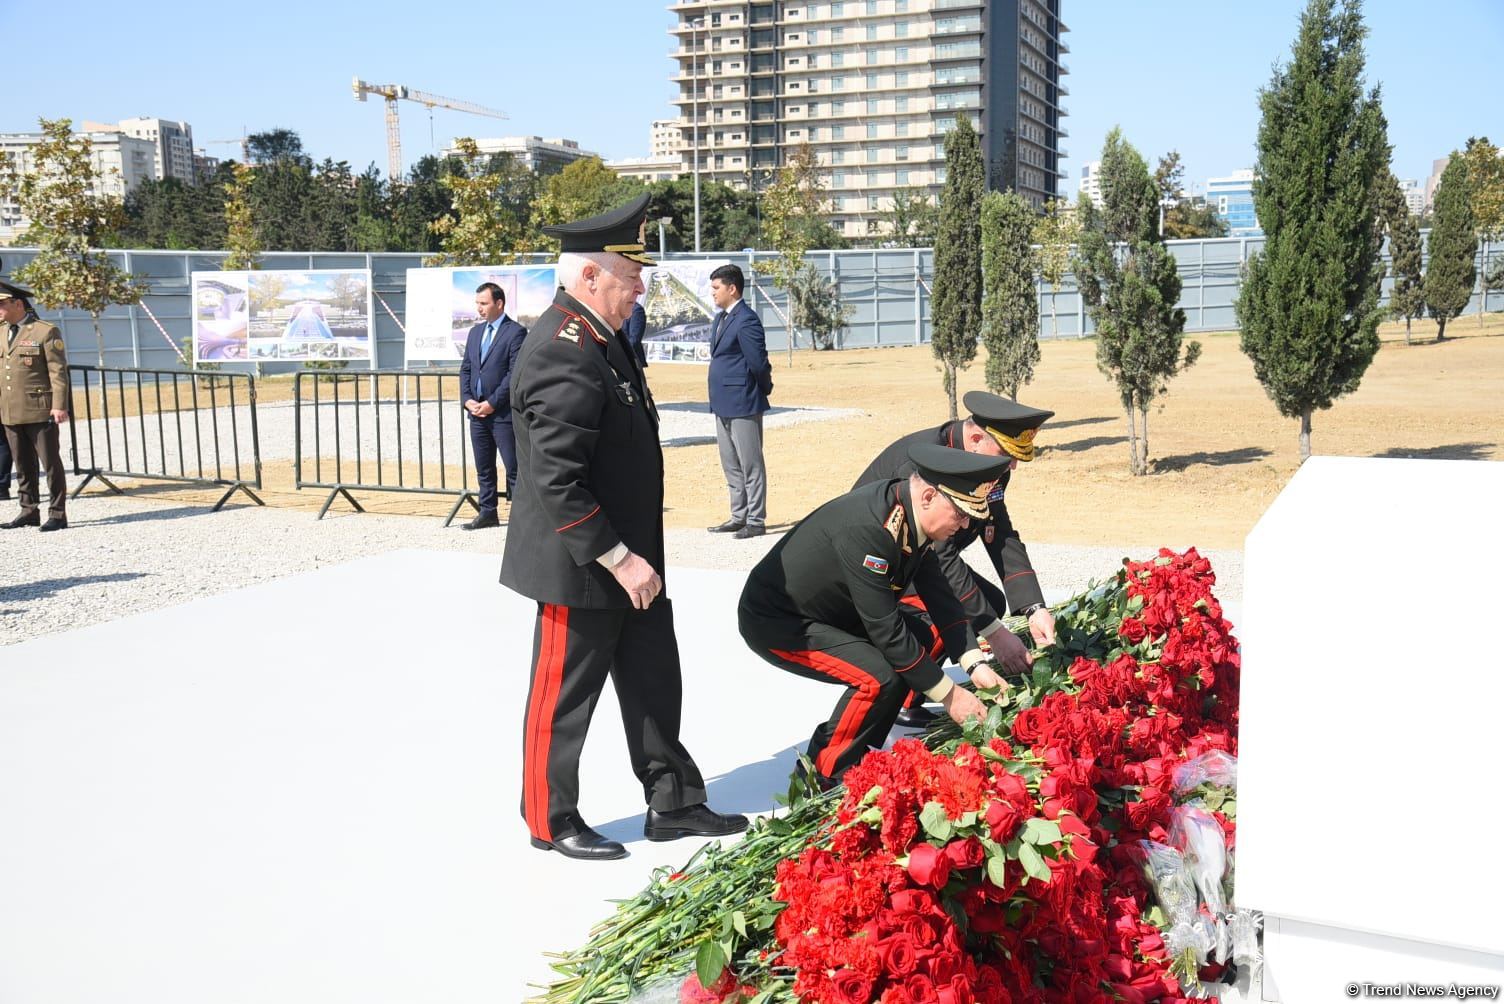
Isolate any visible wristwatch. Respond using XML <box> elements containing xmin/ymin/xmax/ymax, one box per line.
<box><xmin>1020</xmin><ymin>603</ymin><xmax>1047</xmax><ymax>617</ymax></box>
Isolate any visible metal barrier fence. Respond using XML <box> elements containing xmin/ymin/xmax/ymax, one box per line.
<box><xmin>68</xmin><ymin>365</ymin><xmax>264</xmax><ymax>510</ymax></box>
<box><xmin>292</xmin><ymin>369</ymin><xmax>485</xmax><ymax>523</ymax></box>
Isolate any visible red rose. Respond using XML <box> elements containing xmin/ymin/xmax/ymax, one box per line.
<box><xmin>906</xmin><ymin>843</ymin><xmax>952</xmax><ymax>888</ymax></box>
<box><xmin>927</xmin><ymin>951</ymin><xmax>962</xmax><ymax>984</ymax></box>
<box><xmin>832</xmin><ymin>968</ymin><xmax>874</xmax><ymax>1004</ymax></box>
<box><xmin>881</xmin><ymin>932</ymin><xmax>920</xmax><ymax>978</ymax></box>
<box><xmin>906</xmin><ymin>974</ymin><xmax>938</xmax><ymax>1002</ymax></box>
<box><xmin>880</xmin><ymin>988</ymin><xmax>917</xmax><ymax>1004</ymax></box>
<box><xmin>985</xmin><ymin>799</ymin><xmax>1022</xmax><ymax>842</ymax></box>
<box><xmin>1120</xmin><ymin>618</ymin><xmax>1147</xmax><ymax>644</ymax></box>
<box><xmin>679</xmin><ymin>968</ymin><xmax>736</xmax><ymax>1003</ymax></box>
<box><xmin>937</xmin><ymin>974</ymin><xmax>973</xmax><ymax>1004</ymax></box>
<box><xmin>942</xmin><ymin>836</ymin><xmax>985</xmax><ymax>871</ymax></box>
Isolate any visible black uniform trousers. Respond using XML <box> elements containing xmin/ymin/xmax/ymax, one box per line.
<box><xmin>0</xmin><ymin>422</ymin><xmax>11</xmax><ymax>494</ymax></box>
<box><xmin>4</xmin><ymin>421</ymin><xmax>65</xmax><ymax>519</ymax></box>
<box><xmin>741</xmin><ymin>605</ymin><xmax>946</xmax><ymax>787</ymax></box>
<box><xmin>469</xmin><ymin>411</ymin><xmax>516</xmax><ymax>513</ymax></box>
<box><xmin>521</xmin><ymin>597</ymin><xmax>708</xmax><ymax>842</ymax></box>
<box><xmin>897</xmin><ymin>577</ymin><xmax>1009</xmax><ymax>710</ymax></box>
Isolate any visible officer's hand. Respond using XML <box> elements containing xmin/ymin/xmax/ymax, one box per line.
<box><xmin>983</xmin><ymin>625</ymin><xmax>1033</xmax><ymax>675</ymax></box>
<box><xmin>50</xmin><ymin>409</ymin><xmax>68</xmax><ymax>425</ymax></box>
<box><xmin>969</xmin><ymin>662</ymin><xmax>1008</xmax><ymax>692</ymax></box>
<box><xmin>1028</xmin><ymin>608</ymin><xmax>1057</xmax><ymax>647</ymax></box>
<box><xmin>941</xmin><ymin>685</ymin><xmax>987</xmax><ymax>726</ymax></box>
<box><xmin>610</xmin><ymin>552</ymin><xmax>663</xmax><ymax>610</ymax></box>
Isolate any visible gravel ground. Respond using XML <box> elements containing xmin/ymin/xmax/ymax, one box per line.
<box><xmin>1</xmin><ymin>487</ymin><xmax>1242</xmax><ymax>646</ymax></box>
<box><xmin>69</xmin><ymin>400</ymin><xmax>863</xmax><ymax>478</ymax></box>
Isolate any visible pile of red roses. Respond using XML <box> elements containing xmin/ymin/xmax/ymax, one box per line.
<box><xmin>762</xmin><ymin>548</ymin><xmax>1240</xmax><ymax>1004</ymax></box>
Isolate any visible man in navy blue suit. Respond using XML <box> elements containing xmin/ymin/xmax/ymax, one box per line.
<box><xmin>705</xmin><ymin>263</ymin><xmax>773</xmax><ymax>539</ymax></box>
<box><xmin>623</xmin><ymin>301</ymin><xmax>649</xmax><ymax>370</ymax></box>
<box><xmin>459</xmin><ymin>281</ymin><xmax>527</xmax><ymax>530</ymax></box>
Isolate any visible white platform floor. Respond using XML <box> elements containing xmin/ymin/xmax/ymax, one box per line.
<box><xmin>0</xmin><ymin>549</ymin><xmax>1240</xmax><ymax>1003</ymax></box>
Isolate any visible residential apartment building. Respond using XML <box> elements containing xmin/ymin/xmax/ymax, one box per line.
<box><xmin>1423</xmin><ymin>157</ymin><xmax>1447</xmax><ymax>213</ymax></box>
<box><xmin>652</xmin><ymin>119</ymin><xmax>684</xmax><ymax>158</ymax></box>
<box><xmin>1077</xmin><ymin>159</ymin><xmax>1101</xmax><ymax>208</ymax></box>
<box><xmin>1206</xmin><ymin>169</ymin><xmax>1259</xmax><ymax>237</ymax></box>
<box><xmin>441</xmin><ymin>136</ymin><xmax>598</xmax><ymax>176</ymax></box>
<box><xmin>94</xmin><ymin>117</ymin><xmax>197</xmax><ymax>184</ymax></box>
<box><xmin>667</xmin><ymin>0</ymin><xmax>1069</xmax><ymax>241</ymax></box>
<box><xmin>0</xmin><ymin>128</ymin><xmax>160</xmax><ymax>243</ymax></box>
<box><xmin>1398</xmin><ymin>177</ymin><xmax>1425</xmax><ymax>217</ymax></box>
<box><xmin>607</xmin><ymin>155</ymin><xmax>683</xmax><ymax>182</ymax></box>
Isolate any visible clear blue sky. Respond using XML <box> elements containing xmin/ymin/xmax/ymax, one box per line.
<box><xmin>6</xmin><ymin>0</ymin><xmax>1499</xmax><ymax>192</ymax></box>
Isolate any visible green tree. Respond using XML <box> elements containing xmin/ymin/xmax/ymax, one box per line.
<box><xmin>11</xmin><ymin>118</ymin><xmax>143</xmax><ymax>366</ymax></box>
<box><xmin>1235</xmin><ymin>0</ymin><xmax>1390</xmax><ymax>461</ymax></box>
<box><xmin>247</xmin><ymin>128</ymin><xmax>309</xmax><ymax>167</ymax></box>
<box><xmin>885</xmin><ymin>186</ymin><xmax>939</xmax><ymax>246</ymax></box>
<box><xmin>1032</xmin><ymin>197</ymin><xmax>1080</xmax><ymax>338</ymax></box>
<box><xmin>1074</xmin><ymin>128</ymin><xmax>1198</xmax><ymax>475</ymax></box>
<box><xmin>760</xmin><ymin>143</ymin><xmax>827</xmax><ymax>361</ymax></box>
<box><xmin>980</xmin><ymin>191</ymin><xmax>1040</xmax><ymax>400</ymax></box>
<box><xmin>1424</xmin><ymin>152</ymin><xmax>1476</xmax><ymax>341</ymax></box>
<box><xmin>426</xmin><ymin>138</ymin><xmax>535</xmax><ymax>265</ymax></box>
<box><xmin>222</xmin><ymin>162</ymin><xmax>262</xmax><ymax>270</ymax></box>
<box><xmin>931</xmin><ymin>114</ymin><xmax>985</xmax><ymax>419</ymax></box>
<box><xmin>1380</xmin><ymin>173</ymin><xmax>1425</xmax><ymax>344</ymax></box>
<box><xmin>788</xmin><ymin>264</ymin><xmax>854</xmax><ymax>350</ymax></box>
<box><xmin>1162</xmin><ymin>200</ymin><xmax>1229</xmax><ymax>239</ymax></box>
<box><xmin>1461</xmin><ymin>137</ymin><xmax>1504</xmax><ymax>322</ymax></box>
<box><xmin>389</xmin><ymin>155</ymin><xmax>456</xmax><ymax>253</ymax></box>
<box><xmin>538</xmin><ymin>157</ymin><xmax>643</xmax><ymax>229</ymax></box>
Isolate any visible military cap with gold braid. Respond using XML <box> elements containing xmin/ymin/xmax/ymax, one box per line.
<box><xmin>963</xmin><ymin>390</ymin><xmax>1054</xmax><ymax>463</ymax></box>
<box><xmin>0</xmin><ymin>280</ymin><xmax>36</xmax><ymax>301</ymax></box>
<box><xmin>543</xmin><ymin>192</ymin><xmax>657</xmax><ymax>265</ymax></box>
<box><xmin>908</xmin><ymin>442</ymin><xmax>1011</xmax><ymax>520</ymax></box>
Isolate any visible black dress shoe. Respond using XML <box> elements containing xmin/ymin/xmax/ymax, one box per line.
<box><xmin>39</xmin><ymin>516</ymin><xmax>68</xmax><ymax>533</ymax></box>
<box><xmin>733</xmin><ymin>524</ymin><xmax>765</xmax><ymax>539</ymax></box>
<box><xmin>529</xmin><ymin>827</ymin><xmax>627</xmax><ymax>860</ymax></box>
<box><xmin>893</xmin><ymin>704</ymin><xmax>940</xmax><ymax>729</ymax></box>
<box><xmin>644</xmin><ymin>804</ymin><xmax>749</xmax><ymax>841</ymax></box>
<box><xmin>2</xmin><ymin>512</ymin><xmax>40</xmax><ymax>530</ymax></box>
<box><xmin>462</xmin><ymin>511</ymin><xmax>500</xmax><ymax>530</ymax></box>
<box><xmin>708</xmin><ymin>519</ymin><xmax>745</xmax><ymax>533</ymax></box>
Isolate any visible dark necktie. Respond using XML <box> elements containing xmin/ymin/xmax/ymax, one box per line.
<box><xmin>6</xmin><ymin>324</ymin><xmax>16</xmax><ymax>346</ymax></box>
<box><xmin>477</xmin><ymin>322</ymin><xmax>496</xmax><ymax>399</ymax></box>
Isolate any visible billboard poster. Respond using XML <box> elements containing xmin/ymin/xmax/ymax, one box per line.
<box><xmin>403</xmin><ymin>265</ymin><xmax>557</xmax><ymax>362</ymax></box>
<box><xmin>191</xmin><ymin>269</ymin><xmax>374</xmax><ymax>365</ymax></box>
<box><xmin>638</xmin><ymin>260</ymin><xmax>731</xmax><ymax>365</ymax></box>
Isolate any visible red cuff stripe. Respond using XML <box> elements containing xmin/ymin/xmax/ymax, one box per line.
<box><xmin>958</xmin><ymin>586</ymin><xmax>979</xmax><ymax>602</ymax></box>
<box><xmin>1003</xmin><ymin>570</ymin><xmax>1037</xmax><ymax>583</ymax></box>
<box><xmin>556</xmin><ymin>505</ymin><xmax>600</xmax><ymax>533</ymax></box>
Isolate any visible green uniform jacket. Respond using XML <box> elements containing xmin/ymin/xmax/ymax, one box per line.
<box><xmin>854</xmin><ymin>420</ymin><xmax>1046</xmax><ymax>627</ymax></box>
<box><xmin>740</xmin><ymin>478</ymin><xmax>974</xmax><ymax>694</ymax></box>
<box><xmin>1</xmin><ymin>317</ymin><xmax>69</xmax><ymax>426</ymax></box>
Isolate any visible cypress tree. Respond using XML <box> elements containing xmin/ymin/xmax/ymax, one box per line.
<box><xmin>980</xmin><ymin>190</ymin><xmax>1040</xmax><ymax>401</ymax></box>
<box><xmin>1235</xmin><ymin>0</ymin><xmax>1390</xmax><ymax>461</ymax></box>
<box><xmin>1424</xmin><ymin>153</ymin><xmax>1477</xmax><ymax>341</ymax></box>
<box><xmin>931</xmin><ymin>114</ymin><xmax>985</xmax><ymax>419</ymax></box>
<box><xmin>1380</xmin><ymin>173</ymin><xmax>1424</xmax><ymax>344</ymax></box>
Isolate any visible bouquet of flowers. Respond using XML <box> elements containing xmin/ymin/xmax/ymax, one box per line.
<box><xmin>539</xmin><ymin>549</ymin><xmax>1243</xmax><ymax>1004</ymax></box>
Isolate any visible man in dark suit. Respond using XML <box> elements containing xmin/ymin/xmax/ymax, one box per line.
<box><xmin>459</xmin><ymin>282</ymin><xmax>527</xmax><ymax>530</ymax></box>
<box><xmin>706</xmin><ymin>263</ymin><xmax>773</xmax><ymax>539</ymax></box>
<box><xmin>622</xmin><ymin>301</ymin><xmax>649</xmax><ymax>370</ymax></box>
<box><xmin>499</xmin><ymin>193</ymin><xmax>746</xmax><ymax>861</ymax></box>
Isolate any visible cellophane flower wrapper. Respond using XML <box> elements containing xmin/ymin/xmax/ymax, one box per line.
<box><xmin>1170</xmin><ymin>803</ymin><xmax>1232</xmax><ymax>962</ymax></box>
<box><xmin>1171</xmin><ymin>751</ymin><xmax>1237</xmax><ymax>796</ymax></box>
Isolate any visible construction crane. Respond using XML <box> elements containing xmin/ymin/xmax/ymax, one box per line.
<box><xmin>205</xmin><ymin>133</ymin><xmax>250</xmax><ymax>163</ymax></box>
<box><xmin>351</xmin><ymin>77</ymin><xmax>507</xmax><ymax>183</ymax></box>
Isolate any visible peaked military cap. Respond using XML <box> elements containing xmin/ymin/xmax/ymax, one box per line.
<box><xmin>908</xmin><ymin>442</ymin><xmax>1010</xmax><ymax>519</ymax></box>
<box><xmin>0</xmin><ymin>280</ymin><xmax>35</xmax><ymax>301</ymax></box>
<box><xmin>543</xmin><ymin>192</ymin><xmax>656</xmax><ymax>265</ymax></box>
<box><xmin>963</xmin><ymin>390</ymin><xmax>1054</xmax><ymax>462</ymax></box>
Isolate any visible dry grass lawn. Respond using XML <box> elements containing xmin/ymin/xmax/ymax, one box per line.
<box><xmin>92</xmin><ymin>315</ymin><xmax>1504</xmax><ymax>549</ymax></box>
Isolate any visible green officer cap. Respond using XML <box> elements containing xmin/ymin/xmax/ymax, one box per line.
<box><xmin>0</xmin><ymin>280</ymin><xmax>35</xmax><ymax>301</ymax></box>
<box><xmin>963</xmin><ymin>391</ymin><xmax>1054</xmax><ymax>462</ymax></box>
<box><xmin>907</xmin><ymin>442</ymin><xmax>1010</xmax><ymax>519</ymax></box>
<box><xmin>543</xmin><ymin>192</ymin><xmax>656</xmax><ymax>265</ymax></box>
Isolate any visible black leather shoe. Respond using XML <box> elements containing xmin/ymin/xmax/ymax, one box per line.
<box><xmin>893</xmin><ymin>704</ymin><xmax>940</xmax><ymax>729</ymax></box>
<box><xmin>462</xmin><ymin>511</ymin><xmax>500</xmax><ymax>530</ymax></box>
<box><xmin>733</xmin><ymin>524</ymin><xmax>766</xmax><ymax>539</ymax></box>
<box><xmin>708</xmin><ymin>519</ymin><xmax>744</xmax><ymax>533</ymax></box>
<box><xmin>39</xmin><ymin>517</ymin><xmax>68</xmax><ymax>533</ymax></box>
<box><xmin>2</xmin><ymin>512</ymin><xmax>40</xmax><ymax>530</ymax></box>
<box><xmin>529</xmin><ymin>827</ymin><xmax>627</xmax><ymax>860</ymax></box>
<box><xmin>644</xmin><ymin>804</ymin><xmax>749</xmax><ymax>841</ymax></box>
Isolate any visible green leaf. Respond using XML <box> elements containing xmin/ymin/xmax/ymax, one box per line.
<box><xmin>920</xmin><ymin>801</ymin><xmax>953</xmax><ymax>842</ymax></box>
<box><xmin>1018</xmin><ymin>842</ymin><xmax>1051</xmax><ymax>882</ymax></box>
<box><xmin>1021</xmin><ymin>818</ymin><xmax>1063</xmax><ymax>845</ymax></box>
<box><xmin>695</xmin><ymin>940</ymin><xmax>726</xmax><ymax>990</ymax></box>
<box><xmin>859</xmin><ymin>785</ymin><xmax>883</xmax><ymax>807</ymax></box>
<box><xmin>986</xmin><ymin>854</ymin><xmax>1008</xmax><ymax>888</ymax></box>
<box><xmin>732</xmin><ymin>910</ymin><xmax>747</xmax><ymax>939</ymax></box>
<box><xmin>957</xmin><ymin>810</ymin><xmax>978</xmax><ymax>829</ymax></box>
<box><xmin>984</xmin><ymin>702</ymin><xmax>1005</xmax><ymax>736</ymax></box>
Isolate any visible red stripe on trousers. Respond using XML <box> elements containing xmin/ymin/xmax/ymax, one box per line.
<box><xmin>771</xmin><ymin>647</ymin><xmax>880</xmax><ymax>779</ymax></box>
<box><xmin>525</xmin><ymin>604</ymin><xmax>569</xmax><ymax>840</ymax></box>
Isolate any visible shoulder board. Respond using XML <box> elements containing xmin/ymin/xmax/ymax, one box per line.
<box><xmin>555</xmin><ymin>317</ymin><xmax>584</xmax><ymax>346</ymax></box>
<box><xmin>884</xmin><ymin>503</ymin><xmax>907</xmax><ymax>548</ymax></box>
<box><xmin>557</xmin><ymin>307</ymin><xmax>610</xmax><ymax>346</ymax></box>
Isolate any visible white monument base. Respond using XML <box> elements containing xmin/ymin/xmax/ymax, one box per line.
<box><xmin>1238</xmin><ymin>457</ymin><xmax>1504</xmax><ymax>1001</ymax></box>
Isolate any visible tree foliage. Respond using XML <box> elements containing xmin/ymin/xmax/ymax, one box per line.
<box><xmin>426</xmin><ymin>137</ymin><xmax>540</xmax><ymax>265</ymax></box>
<box><xmin>1424</xmin><ymin>152</ymin><xmax>1476</xmax><ymax>340</ymax></box>
<box><xmin>10</xmin><ymin>117</ymin><xmax>143</xmax><ymax>366</ymax></box>
<box><xmin>1235</xmin><ymin>0</ymin><xmax>1389</xmax><ymax>461</ymax></box>
<box><xmin>885</xmin><ymin>186</ymin><xmax>939</xmax><ymax>246</ymax></box>
<box><xmin>1379</xmin><ymin>172</ymin><xmax>1425</xmax><ymax>344</ymax></box>
<box><xmin>1461</xmin><ymin>137</ymin><xmax>1504</xmax><ymax>319</ymax></box>
<box><xmin>760</xmin><ymin>143</ymin><xmax>828</xmax><ymax>356</ymax></box>
<box><xmin>788</xmin><ymin>264</ymin><xmax>854</xmax><ymax>350</ymax></box>
<box><xmin>980</xmin><ymin>191</ymin><xmax>1040</xmax><ymax>400</ymax></box>
<box><xmin>931</xmin><ymin>115</ymin><xmax>985</xmax><ymax>419</ymax></box>
<box><xmin>222</xmin><ymin>163</ymin><xmax>262</xmax><ymax>271</ymax></box>
<box><xmin>1074</xmin><ymin>128</ymin><xmax>1197</xmax><ymax>475</ymax></box>
<box><xmin>1032</xmin><ymin>198</ymin><xmax>1080</xmax><ymax>338</ymax></box>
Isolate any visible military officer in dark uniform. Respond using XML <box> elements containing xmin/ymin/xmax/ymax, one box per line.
<box><xmin>738</xmin><ymin>444</ymin><xmax>1012</xmax><ymax>790</ymax></box>
<box><xmin>855</xmin><ymin>392</ymin><xmax>1055</xmax><ymax>726</ymax></box>
<box><xmin>1</xmin><ymin>282</ymin><xmax>70</xmax><ymax>531</ymax></box>
<box><xmin>499</xmin><ymin>194</ymin><xmax>746</xmax><ymax>860</ymax></box>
